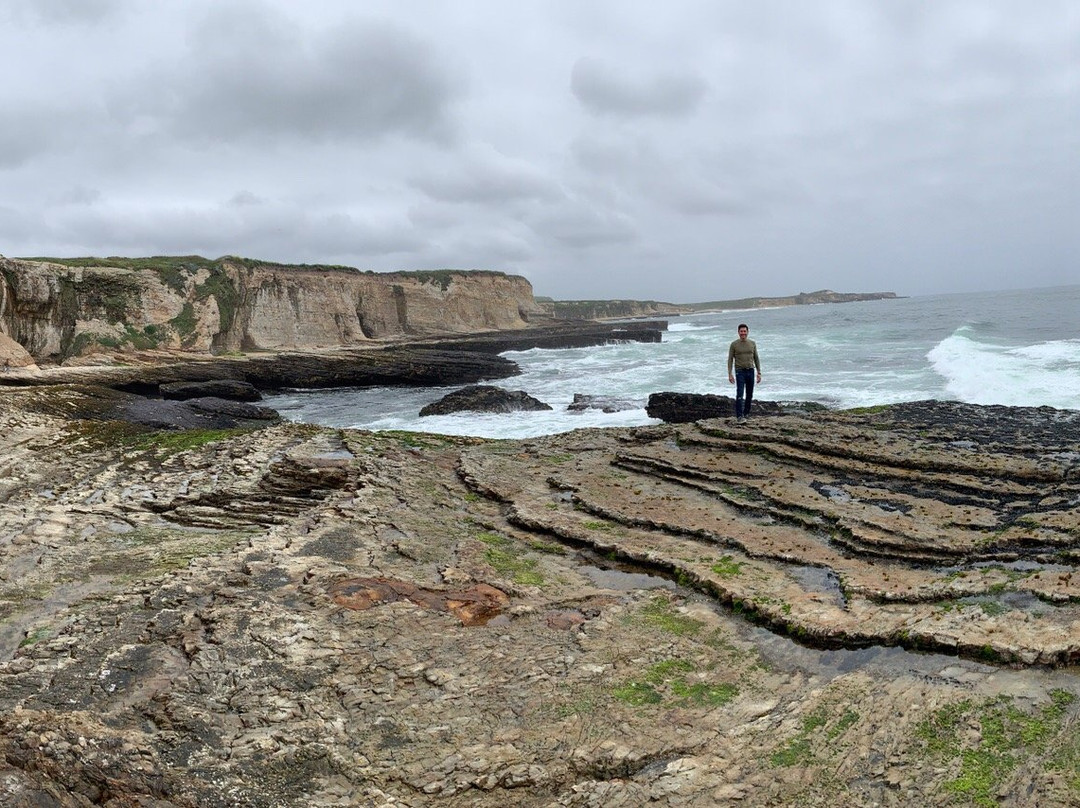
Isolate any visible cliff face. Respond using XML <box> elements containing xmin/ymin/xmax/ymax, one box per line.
<box><xmin>0</xmin><ymin>256</ymin><xmax>545</xmax><ymax>363</ymax></box>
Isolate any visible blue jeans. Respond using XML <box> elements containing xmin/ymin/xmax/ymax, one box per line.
<box><xmin>735</xmin><ymin>368</ymin><xmax>755</xmax><ymax>418</ymax></box>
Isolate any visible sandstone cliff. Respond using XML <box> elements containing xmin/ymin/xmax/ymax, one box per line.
<box><xmin>0</xmin><ymin>256</ymin><xmax>546</xmax><ymax>364</ymax></box>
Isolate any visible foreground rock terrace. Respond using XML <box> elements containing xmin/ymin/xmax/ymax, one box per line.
<box><xmin>2</xmin><ymin>388</ymin><xmax>1080</xmax><ymax>806</ymax></box>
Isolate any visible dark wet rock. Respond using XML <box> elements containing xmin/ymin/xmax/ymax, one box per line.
<box><xmin>566</xmin><ymin>393</ymin><xmax>640</xmax><ymax>413</ymax></box>
<box><xmin>185</xmin><ymin>397</ymin><xmax>279</xmax><ymax>421</ymax></box>
<box><xmin>411</xmin><ymin>320</ymin><xmax>667</xmax><ymax>353</ymax></box>
<box><xmin>646</xmin><ymin>391</ymin><xmax>783</xmax><ymax>422</ymax></box>
<box><xmin>20</xmin><ymin>384</ymin><xmax>280</xmax><ymax>432</ymax></box>
<box><xmin>118</xmin><ymin>396</ymin><xmax>280</xmax><ymax>430</ymax></box>
<box><xmin>419</xmin><ymin>384</ymin><xmax>553</xmax><ymax>416</ymax></box>
<box><xmin>241</xmin><ymin>347</ymin><xmax>521</xmax><ymax>391</ymax></box>
<box><xmin>160</xmin><ymin>379</ymin><xmax>262</xmax><ymax>401</ymax></box>
<box><xmin>858</xmin><ymin>399</ymin><xmax>1080</xmax><ymax>450</ymax></box>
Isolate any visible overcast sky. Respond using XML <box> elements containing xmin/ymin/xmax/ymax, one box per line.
<box><xmin>0</xmin><ymin>1</ymin><xmax>1076</xmax><ymax>301</ymax></box>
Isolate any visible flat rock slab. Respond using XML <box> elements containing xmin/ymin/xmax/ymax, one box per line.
<box><xmin>122</xmin><ymin>396</ymin><xmax>280</xmax><ymax>429</ymax></box>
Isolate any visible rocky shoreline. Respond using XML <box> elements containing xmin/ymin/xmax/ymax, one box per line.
<box><xmin>2</xmin><ymin>365</ymin><xmax>1080</xmax><ymax>805</ymax></box>
<box><xmin>0</xmin><ymin>321</ymin><xmax>665</xmax><ymax>430</ymax></box>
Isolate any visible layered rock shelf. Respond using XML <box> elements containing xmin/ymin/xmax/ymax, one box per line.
<box><xmin>460</xmin><ymin>401</ymin><xmax>1080</xmax><ymax>666</ymax></box>
<box><xmin>3</xmin><ymin>385</ymin><xmax>1080</xmax><ymax>806</ymax></box>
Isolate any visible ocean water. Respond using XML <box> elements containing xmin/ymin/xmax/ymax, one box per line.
<box><xmin>265</xmin><ymin>284</ymin><xmax>1080</xmax><ymax>438</ymax></box>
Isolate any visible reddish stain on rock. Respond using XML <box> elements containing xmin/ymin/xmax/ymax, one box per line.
<box><xmin>329</xmin><ymin>577</ymin><xmax>509</xmax><ymax>626</ymax></box>
<box><xmin>544</xmin><ymin>610</ymin><xmax>587</xmax><ymax>630</ymax></box>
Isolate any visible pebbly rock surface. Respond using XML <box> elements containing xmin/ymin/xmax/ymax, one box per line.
<box><xmin>419</xmin><ymin>385</ymin><xmax>553</xmax><ymax>416</ymax></box>
<box><xmin>3</xmin><ymin>389</ymin><xmax>1080</xmax><ymax>807</ymax></box>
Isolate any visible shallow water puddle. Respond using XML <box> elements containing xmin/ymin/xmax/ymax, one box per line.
<box><xmin>788</xmin><ymin>564</ymin><xmax>847</xmax><ymax>608</ymax></box>
<box><xmin>580</xmin><ymin>564</ymin><xmax>677</xmax><ymax>591</ymax></box>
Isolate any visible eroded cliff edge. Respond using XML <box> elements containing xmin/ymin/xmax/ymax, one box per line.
<box><xmin>0</xmin><ymin>256</ymin><xmax>547</xmax><ymax>365</ymax></box>
<box><xmin>2</xmin><ymin>388</ymin><xmax>1080</xmax><ymax>807</ymax></box>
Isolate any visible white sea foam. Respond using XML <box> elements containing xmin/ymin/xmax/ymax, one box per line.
<box><xmin>928</xmin><ymin>329</ymin><xmax>1080</xmax><ymax>409</ymax></box>
<box><xmin>266</xmin><ymin>286</ymin><xmax>1080</xmax><ymax>437</ymax></box>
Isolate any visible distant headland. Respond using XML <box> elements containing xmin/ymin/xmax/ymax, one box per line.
<box><xmin>535</xmin><ymin>289</ymin><xmax>901</xmax><ymax>321</ymax></box>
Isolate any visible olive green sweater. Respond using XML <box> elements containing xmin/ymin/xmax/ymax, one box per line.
<box><xmin>727</xmin><ymin>338</ymin><xmax>760</xmax><ymax>373</ymax></box>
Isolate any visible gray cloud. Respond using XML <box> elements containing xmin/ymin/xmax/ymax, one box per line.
<box><xmin>411</xmin><ymin>156</ymin><xmax>563</xmax><ymax>206</ymax></box>
<box><xmin>0</xmin><ymin>204</ymin><xmax>36</xmax><ymax>245</ymax></box>
<box><xmin>0</xmin><ymin>115</ymin><xmax>55</xmax><ymax>169</ymax></box>
<box><xmin>571</xmin><ymin>58</ymin><xmax>707</xmax><ymax>118</ymax></box>
<box><xmin>0</xmin><ymin>0</ymin><xmax>1076</xmax><ymax>300</ymax></box>
<box><xmin>53</xmin><ymin>186</ymin><xmax>102</xmax><ymax>206</ymax></box>
<box><xmin>112</xmin><ymin>7</ymin><xmax>463</xmax><ymax>147</ymax></box>
<box><xmin>525</xmin><ymin>198</ymin><xmax>638</xmax><ymax>249</ymax></box>
<box><xmin>1</xmin><ymin>0</ymin><xmax>121</xmax><ymax>26</ymax></box>
<box><xmin>36</xmin><ymin>195</ymin><xmax>426</xmax><ymax>263</ymax></box>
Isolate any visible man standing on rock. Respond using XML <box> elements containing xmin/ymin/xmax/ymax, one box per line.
<box><xmin>727</xmin><ymin>323</ymin><xmax>761</xmax><ymax>424</ymax></box>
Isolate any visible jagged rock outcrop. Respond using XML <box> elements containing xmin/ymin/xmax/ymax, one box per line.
<box><xmin>3</xmin><ymin>390</ymin><xmax>1080</xmax><ymax>806</ymax></box>
<box><xmin>646</xmin><ymin>391</ymin><xmax>784</xmax><ymax>422</ymax></box>
<box><xmin>566</xmin><ymin>393</ymin><xmax>639</xmax><ymax>413</ymax></box>
<box><xmin>0</xmin><ymin>256</ymin><xmax>547</xmax><ymax>362</ymax></box>
<box><xmin>419</xmin><ymin>385</ymin><xmax>553</xmax><ymax>416</ymax></box>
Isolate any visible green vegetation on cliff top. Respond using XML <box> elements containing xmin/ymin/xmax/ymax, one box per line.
<box><xmin>23</xmin><ymin>256</ymin><xmax>511</xmax><ymax>282</ymax></box>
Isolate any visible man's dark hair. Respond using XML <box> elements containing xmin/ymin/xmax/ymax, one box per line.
<box><xmin>737</xmin><ymin>323</ymin><xmax>748</xmax><ymax>331</ymax></box>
